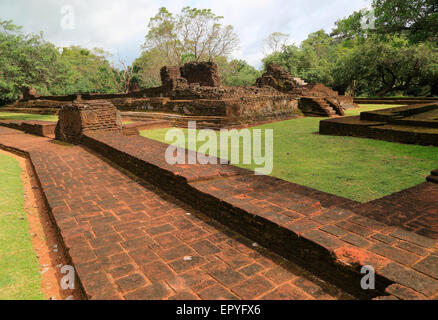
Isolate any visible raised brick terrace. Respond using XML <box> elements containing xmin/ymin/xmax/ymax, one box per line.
<box><xmin>1</xmin><ymin>126</ymin><xmax>438</xmax><ymax>300</ymax></box>
<box><xmin>0</xmin><ymin>127</ymin><xmax>346</xmax><ymax>300</ymax></box>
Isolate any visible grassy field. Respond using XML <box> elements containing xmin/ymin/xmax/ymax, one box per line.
<box><xmin>0</xmin><ymin>152</ymin><xmax>43</xmax><ymax>300</ymax></box>
<box><xmin>0</xmin><ymin>112</ymin><xmax>58</xmax><ymax>122</ymax></box>
<box><xmin>141</xmin><ymin>104</ymin><xmax>438</xmax><ymax>203</ymax></box>
<box><xmin>343</xmin><ymin>104</ymin><xmax>405</xmax><ymax>116</ymax></box>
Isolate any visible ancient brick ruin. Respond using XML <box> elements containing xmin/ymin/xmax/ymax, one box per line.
<box><xmin>2</xmin><ymin>62</ymin><xmax>356</xmax><ymax>129</ymax></box>
<box><xmin>1</xmin><ymin>62</ymin><xmax>438</xmax><ymax>300</ymax></box>
<box><xmin>320</xmin><ymin>102</ymin><xmax>438</xmax><ymax>147</ymax></box>
<box><xmin>255</xmin><ymin>63</ymin><xmax>297</xmax><ymax>93</ymax></box>
<box><xmin>55</xmin><ymin>100</ymin><xmax>122</xmax><ymax>144</ymax></box>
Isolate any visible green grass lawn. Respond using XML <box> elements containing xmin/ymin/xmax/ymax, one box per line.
<box><xmin>140</xmin><ymin>104</ymin><xmax>438</xmax><ymax>203</ymax></box>
<box><xmin>0</xmin><ymin>153</ymin><xmax>43</xmax><ymax>300</ymax></box>
<box><xmin>344</xmin><ymin>104</ymin><xmax>405</xmax><ymax>116</ymax></box>
<box><xmin>0</xmin><ymin>112</ymin><xmax>58</xmax><ymax>122</ymax></box>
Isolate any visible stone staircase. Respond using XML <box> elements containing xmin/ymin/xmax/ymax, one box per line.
<box><xmin>314</xmin><ymin>98</ymin><xmax>337</xmax><ymax>116</ymax></box>
<box><xmin>427</xmin><ymin>169</ymin><xmax>438</xmax><ymax>184</ymax></box>
<box><xmin>294</xmin><ymin>77</ymin><xmax>308</xmax><ymax>86</ymax></box>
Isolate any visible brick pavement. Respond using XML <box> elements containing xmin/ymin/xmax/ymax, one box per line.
<box><xmin>347</xmin><ymin>183</ymin><xmax>438</xmax><ymax>239</ymax></box>
<box><xmin>1</xmin><ymin>126</ymin><xmax>438</xmax><ymax>300</ymax></box>
<box><xmin>80</xmin><ymin>131</ymin><xmax>438</xmax><ymax>299</ymax></box>
<box><xmin>0</xmin><ymin>127</ymin><xmax>343</xmax><ymax>300</ymax></box>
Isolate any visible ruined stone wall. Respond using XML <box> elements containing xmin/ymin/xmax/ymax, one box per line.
<box><xmin>180</xmin><ymin>61</ymin><xmax>221</xmax><ymax>87</ymax></box>
<box><xmin>337</xmin><ymin>96</ymin><xmax>360</xmax><ymax>109</ymax></box>
<box><xmin>299</xmin><ymin>98</ymin><xmax>333</xmax><ymax>117</ymax></box>
<box><xmin>255</xmin><ymin>64</ymin><xmax>297</xmax><ymax>93</ymax></box>
<box><xmin>3</xmin><ymin>62</ymin><xmax>341</xmax><ymax>128</ymax></box>
<box><xmin>55</xmin><ymin>101</ymin><xmax>122</xmax><ymax>144</ymax></box>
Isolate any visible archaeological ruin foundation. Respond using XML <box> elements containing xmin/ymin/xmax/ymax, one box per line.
<box><xmin>1</xmin><ymin>62</ymin><xmax>357</xmax><ymax>129</ymax></box>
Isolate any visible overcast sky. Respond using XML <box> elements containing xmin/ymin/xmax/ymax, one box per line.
<box><xmin>0</xmin><ymin>0</ymin><xmax>371</xmax><ymax>68</ymax></box>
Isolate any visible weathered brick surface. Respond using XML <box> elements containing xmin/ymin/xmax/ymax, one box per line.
<box><xmin>349</xmin><ymin>183</ymin><xmax>438</xmax><ymax>239</ymax></box>
<box><xmin>2</xmin><ymin>126</ymin><xmax>438</xmax><ymax>300</ymax></box>
<box><xmin>56</xmin><ymin>101</ymin><xmax>122</xmax><ymax>144</ymax></box>
<box><xmin>0</xmin><ymin>119</ymin><xmax>56</xmax><ymax>137</ymax></box>
<box><xmin>0</xmin><ymin>127</ymin><xmax>342</xmax><ymax>300</ymax></box>
<box><xmin>78</xmin><ymin>130</ymin><xmax>438</xmax><ymax>299</ymax></box>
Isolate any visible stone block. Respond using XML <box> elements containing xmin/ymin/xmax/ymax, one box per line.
<box><xmin>55</xmin><ymin>100</ymin><xmax>122</xmax><ymax>144</ymax></box>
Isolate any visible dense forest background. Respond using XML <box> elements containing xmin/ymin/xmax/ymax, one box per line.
<box><xmin>1</xmin><ymin>0</ymin><xmax>437</xmax><ymax>105</ymax></box>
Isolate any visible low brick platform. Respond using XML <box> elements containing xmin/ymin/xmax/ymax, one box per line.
<box><xmin>320</xmin><ymin>103</ymin><xmax>438</xmax><ymax>146</ymax></box>
<box><xmin>80</xmin><ymin>131</ymin><xmax>438</xmax><ymax>299</ymax></box>
<box><xmin>0</xmin><ymin>118</ymin><xmax>168</xmax><ymax>139</ymax></box>
<box><xmin>0</xmin><ymin>127</ymin><xmax>345</xmax><ymax>300</ymax></box>
<box><xmin>1</xmin><ymin>127</ymin><xmax>438</xmax><ymax>300</ymax></box>
<box><xmin>0</xmin><ymin>119</ymin><xmax>56</xmax><ymax>137</ymax></box>
<box><xmin>347</xmin><ymin>183</ymin><xmax>438</xmax><ymax>239</ymax></box>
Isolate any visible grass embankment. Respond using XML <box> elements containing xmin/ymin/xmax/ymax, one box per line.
<box><xmin>0</xmin><ymin>152</ymin><xmax>43</xmax><ymax>299</ymax></box>
<box><xmin>0</xmin><ymin>112</ymin><xmax>58</xmax><ymax>122</ymax></box>
<box><xmin>140</xmin><ymin>105</ymin><xmax>438</xmax><ymax>203</ymax></box>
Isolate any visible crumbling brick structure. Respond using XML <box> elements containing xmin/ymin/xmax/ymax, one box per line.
<box><xmin>180</xmin><ymin>61</ymin><xmax>221</xmax><ymax>87</ymax></box>
<box><xmin>160</xmin><ymin>66</ymin><xmax>189</xmax><ymax>91</ymax></box>
<box><xmin>21</xmin><ymin>87</ymin><xmax>40</xmax><ymax>100</ymax></box>
<box><xmin>55</xmin><ymin>100</ymin><xmax>122</xmax><ymax>144</ymax></box>
<box><xmin>6</xmin><ymin>62</ymin><xmax>357</xmax><ymax>128</ymax></box>
<box><xmin>255</xmin><ymin>64</ymin><xmax>297</xmax><ymax>93</ymax></box>
<box><xmin>160</xmin><ymin>61</ymin><xmax>222</xmax><ymax>90</ymax></box>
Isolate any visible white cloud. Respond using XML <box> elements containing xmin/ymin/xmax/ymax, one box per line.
<box><xmin>0</xmin><ymin>0</ymin><xmax>370</xmax><ymax>68</ymax></box>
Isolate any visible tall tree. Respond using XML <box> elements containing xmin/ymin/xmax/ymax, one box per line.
<box><xmin>331</xmin><ymin>9</ymin><xmax>372</xmax><ymax>41</ymax></box>
<box><xmin>333</xmin><ymin>35</ymin><xmax>438</xmax><ymax>96</ymax></box>
<box><xmin>215</xmin><ymin>57</ymin><xmax>261</xmax><ymax>86</ymax></box>
<box><xmin>0</xmin><ymin>20</ymin><xmax>63</xmax><ymax>102</ymax></box>
<box><xmin>144</xmin><ymin>6</ymin><xmax>240</xmax><ymax>65</ymax></box>
<box><xmin>52</xmin><ymin>46</ymin><xmax>121</xmax><ymax>95</ymax></box>
<box><xmin>132</xmin><ymin>48</ymin><xmax>167</xmax><ymax>88</ymax></box>
<box><xmin>373</xmin><ymin>0</ymin><xmax>438</xmax><ymax>42</ymax></box>
<box><xmin>263</xmin><ymin>32</ymin><xmax>289</xmax><ymax>54</ymax></box>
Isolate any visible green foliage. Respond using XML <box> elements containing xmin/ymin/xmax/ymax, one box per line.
<box><xmin>333</xmin><ymin>35</ymin><xmax>438</xmax><ymax>96</ymax></box>
<box><xmin>0</xmin><ymin>20</ymin><xmax>64</xmax><ymax>101</ymax></box>
<box><xmin>52</xmin><ymin>46</ymin><xmax>120</xmax><ymax>95</ymax></box>
<box><xmin>373</xmin><ymin>0</ymin><xmax>438</xmax><ymax>43</ymax></box>
<box><xmin>215</xmin><ymin>57</ymin><xmax>261</xmax><ymax>86</ymax></box>
<box><xmin>331</xmin><ymin>10</ymin><xmax>369</xmax><ymax>40</ymax></box>
<box><xmin>132</xmin><ymin>48</ymin><xmax>165</xmax><ymax>88</ymax></box>
<box><xmin>262</xmin><ymin>30</ymin><xmax>338</xmax><ymax>86</ymax></box>
<box><xmin>262</xmin><ymin>8</ymin><xmax>438</xmax><ymax>97</ymax></box>
<box><xmin>144</xmin><ymin>6</ymin><xmax>239</xmax><ymax>65</ymax></box>
<box><xmin>0</xmin><ymin>20</ymin><xmax>125</xmax><ymax>101</ymax></box>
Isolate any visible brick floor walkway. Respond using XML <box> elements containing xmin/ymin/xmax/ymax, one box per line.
<box><xmin>0</xmin><ymin>127</ymin><xmax>344</xmax><ymax>300</ymax></box>
<box><xmin>347</xmin><ymin>183</ymin><xmax>438</xmax><ymax>239</ymax></box>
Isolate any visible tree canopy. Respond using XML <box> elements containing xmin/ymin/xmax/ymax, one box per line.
<box><xmin>263</xmin><ymin>1</ymin><xmax>438</xmax><ymax>97</ymax></box>
<box><xmin>1</xmin><ymin>1</ymin><xmax>437</xmax><ymax>103</ymax></box>
<box><xmin>0</xmin><ymin>20</ymin><xmax>63</xmax><ymax>102</ymax></box>
<box><xmin>144</xmin><ymin>6</ymin><xmax>240</xmax><ymax>66</ymax></box>
<box><xmin>373</xmin><ymin>0</ymin><xmax>438</xmax><ymax>43</ymax></box>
